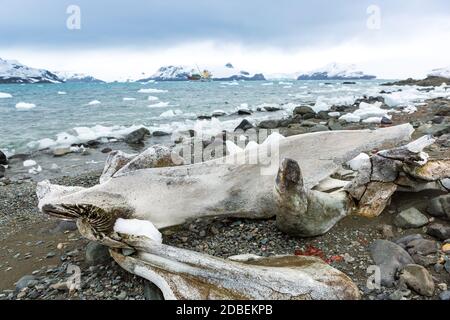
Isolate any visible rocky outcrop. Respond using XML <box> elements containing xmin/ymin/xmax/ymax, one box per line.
<box><xmin>382</xmin><ymin>76</ymin><xmax>450</xmax><ymax>87</ymax></box>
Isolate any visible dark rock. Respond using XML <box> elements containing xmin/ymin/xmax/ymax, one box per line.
<box><xmin>310</xmin><ymin>124</ymin><xmax>329</xmax><ymax>133</ymax></box>
<box><xmin>0</xmin><ymin>165</ymin><xmax>4</xmax><ymax>178</ymax></box>
<box><xmin>293</xmin><ymin>106</ymin><xmax>315</xmax><ymax>116</ymax></box>
<box><xmin>85</xmin><ymin>242</ymin><xmax>111</xmax><ymax>266</ymax></box>
<box><xmin>124</xmin><ymin>128</ymin><xmax>151</xmax><ymax>145</ymax></box>
<box><xmin>381</xmin><ymin>117</ymin><xmax>393</xmax><ymax>125</ymax></box>
<box><xmin>15</xmin><ymin>275</ymin><xmax>38</xmax><ymax>292</ymax></box>
<box><xmin>212</xmin><ymin>111</ymin><xmax>226</xmax><ymax>117</ymax></box>
<box><xmin>101</xmin><ymin>147</ymin><xmax>113</xmax><ymax>154</ymax></box>
<box><xmin>395</xmin><ymin>234</ymin><xmax>423</xmax><ymax>249</ymax></box>
<box><xmin>440</xmin><ymin>290</ymin><xmax>450</xmax><ymax>300</ymax></box>
<box><xmin>52</xmin><ymin>220</ymin><xmax>78</xmax><ymax>233</ymax></box>
<box><xmin>427</xmin><ymin>223</ymin><xmax>450</xmax><ymax>240</ymax></box>
<box><xmin>263</xmin><ymin>106</ymin><xmax>281</xmax><ymax>112</ymax></box>
<box><xmin>369</xmin><ymin>239</ymin><xmax>414</xmax><ymax>287</ymax></box>
<box><xmin>406</xmin><ymin>239</ymin><xmax>439</xmax><ymax>256</ymax></box>
<box><xmin>237</xmin><ymin>109</ymin><xmax>252</xmax><ymax>115</ymax></box>
<box><xmin>317</xmin><ymin>111</ymin><xmax>330</xmax><ymax>120</ymax></box>
<box><xmin>0</xmin><ymin>150</ymin><xmax>7</xmax><ymax>165</ymax></box>
<box><xmin>393</xmin><ymin>208</ymin><xmax>428</xmax><ymax>229</ymax></box>
<box><xmin>343</xmin><ymin>81</ymin><xmax>356</xmax><ymax>85</ymax></box>
<box><xmin>152</xmin><ymin>131</ymin><xmax>170</xmax><ymax>137</ymax></box>
<box><xmin>382</xmin><ymin>76</ymin><xmax>450</xmax><ymax>87</ymax></box>
<box><xmin>427</xmin><ymin>194</ymin><xmax>450</xmax><ymax>220</ymax></box>
<box><xmin>144</xmin><ymin>281</ymin><xmax>164</xmax><ymax>300</ymax></box>
<box><xmin>197</xmin><ymin>115</ymin><xmax>212</xmax><ymax>120</ymax></box>
<box><xmin>399</xmin><ymin>264</ymin><xmax>434</xmax><ymax>297</ymax></box>
<box><xmin>234</xmin><ymin>119</ymin><xmax>254</xmax><ymax>132</ymax></box>
<box><xmin>258</xmin><ymin>120</ymin><xmax>280</xmax><ymax>129</ymax></box>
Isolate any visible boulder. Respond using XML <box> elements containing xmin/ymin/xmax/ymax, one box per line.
<box><xmin>124</xmin><ymin>128</ymin><xmax>151</xmax><ymax>145</ymax></box>
<box><xmin>395</xmin><ymin>234</ymin><xmax>423</xmax><ymax>249</ymax></box>
<box><xmin>263</xmin><ymin>106</ymin><xmax>281</xmax><ymax>112</ymax></box>
<box><xmin>393</xmin><ymin>208</ymin><xmax>429</xmax><ymax>229</ymax></box>
<box><xmin>53</xmin><ymin>147</ymin><xmax>72</xmax><ymax>157</ymax></box>
<box><xmin>234</xmin><ymin>119</ymin><xmax>254</xmax><ymax>132</ymax></box>
<box><xmin>237</xmin><ymin>109</ymin><xmax>252</xmax><ymax>115</ymax></box>
<box><xmin>15</xmin><ymin>275</ymin><xmax>38</xmax><ymax>292</ymax></box>
<box><xmin>258</xmin><ymin>120</ymin><xmax>280</xmax><ymax>129</ymax></box>
<box><xmin>427</xmin><ymin>195</ymin><xmax>450</xmax><ymax>220</ymax></box>
<box><xmin>293</xmin><ymin>106</ymin><xmax>315</xmax><ymax>116</ymax></box>
<box><xmin>0</xmin><ymin>165</ymin><xmax>4</xmax><ymax>178</ymax></box>
<box><xmin>406</xmin><ymin>238</ymin><xmax>439</xmax><ymax>266</ymax></box>
<box><xmin>0</xmin><ymin>150</ymin><xmax>8</xmax><ymax>165</ymax></box>
<box><xmin>310</xmin><ymin>124</ymin><xmax>329</xmax><ymax>133</ymax></box>
<box><xmin>427</xmin><ymin>223</ymin><xmax>450</xmax><ymax>240</ymax></box>
<box><xmin>152</xmin><ymin>131</ymin><xmax>170</xmax><ymax>137</ymax></box>
<box><xmin>440</xmin><ymin>290</ymin><xmax>450</xmax><ymax>300</ymax></box>
<box><xmin>399</xmin><ymin>264</ymin><xmax>434</xmax><ymax>297</ymax></box>
<box><xmin>85</xmin><ymin>242</ymin><xmax>111</xmax><ymax>266</ymax></box>
<box><xmin>369</xmin><ymin>239</ymin><xmax>414</xmax><ymax>287</ymax></box>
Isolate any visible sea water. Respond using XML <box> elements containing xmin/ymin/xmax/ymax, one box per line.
<box><xmin>0</xmin><ymin>79</ymin><xmax>429</xmax><ymax>156</ymax></box>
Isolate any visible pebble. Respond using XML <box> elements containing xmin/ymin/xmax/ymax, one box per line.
<box><xmin>399</xmin><ymin>264</ymin><xmax>435</xmax><ymax>297</ymax></box>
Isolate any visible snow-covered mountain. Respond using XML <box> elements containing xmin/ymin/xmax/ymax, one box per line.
<box><xmin>297</xmin><ymin>63</ymin><xmax>376</xmax><ymax>80</ymax></box>
<box><xmin>138</xmin><ymin>63</ymin><xmax>265</xmax><ymax>82</ymax></box>
<box><xmin>428</xmin><ymin>66</ymin><xmax>450</xmax><ymax>79</ymax></box>
<box><xmin>265</xmin><ymin>72</ymin><xmax>301</xmax><ymax>80</ymax></box>
<box><xmin>0</xmin><ymin>58</ymin><xmax>62</xmax><ymax>84</ymax></box>
<box><xmin>53</xmin><ymin>71</ymin><xmax>105</xmax><ymax>83</ymax></box>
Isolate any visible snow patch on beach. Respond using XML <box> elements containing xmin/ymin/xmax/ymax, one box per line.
<box><xmin>15</xmin><ymin>102</ymin><xmax>36</xmax><ymax>110</ymax></box>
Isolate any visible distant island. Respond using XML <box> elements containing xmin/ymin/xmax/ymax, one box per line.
<box><xmin>297</xmin><ymin>63</ymin><xmax>376</xmax><ymax>80</ymax></box>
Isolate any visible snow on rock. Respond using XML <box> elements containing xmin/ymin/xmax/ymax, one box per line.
<box><xmin>0</xmin><ymin>58</ymin><xmax>62</xmax><ymax>84</ymax></box>
<box><xmin>347</xmin><ymin>153</ymin><xmax>370</xmax><ymax>171</ymax></box>
<box><xmin>114</xmin><ymin>218</ymin><xmax>162</xmax><ymax>243</ymax></box>
<box><xmin>15</xmin><ymin>102</ymin><xmax>36</xmax><ymax>110</ymax></box>
<box><xmin>0</xmin><ymin>92</ymin><xmax>12</xmax><ymax>98</ymax></box>
<box><xmin>53</xmin><ymin>71</ymin><xmax>104</xmax><ymax>83</ymax></box>
<box><xmin>297</xmin><ymin>63</ymin><xmax>376</xmax><ymax>80</ymax></box>
<box><xmin>428</xmin><ymin>66</ymin><xmax>450</xmax><ymax>79</ymax></box>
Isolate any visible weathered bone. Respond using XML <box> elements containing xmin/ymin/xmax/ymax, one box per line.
<box><xmin>38</xmin><ymin>125</ymin><xmax>414</xmax><ymax>234</ymax></box>
<box><xmin>109</xmin><ymin>236</ymin><xmax>360</xmax><ymax>300</ymax></box>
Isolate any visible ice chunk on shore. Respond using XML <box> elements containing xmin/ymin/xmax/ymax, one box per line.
<box><xmin>16</xmin><ymin>102</ymin><xmax>36</xmax><ymax>110</ymax></box>
<box><xmin>28</xmin><ymin>165</ymin><xmax>42</xmax><ymax>175</ymax></box>
<box><xmin>138</xmin><ymin>88</ymin><xmax>168</xmax><ymax>93</ymax></box>
<box><xmin>114</xmin><ymin>218</ymin><xmax>162</xmax><ymax>243</ymax></box>
<box><xmin>0</xmin><ymin>92</ymin><xmax>12</xmax><ymax>98</ymax></box>
<box><xmin>339</xmin><ymin>113</ymin><xmax>360</xmax><ymax>123</ymax></box>
<box><xmin>88</xmin><ymin>100</ymin><xmax>101</xmax><ymax>105</ymax></box>
<box><xmin>347</xmin><ymin>153</ymin><xmax>370</xmax><ymax>170</ymax></box>
<box><xmin>23</xmin><ymin>159</ymin><xmax>37</xmax><ymax>167</ymax></box>
<box><xmin>226</xmin><ymin>140</ymin><xmax>244</xmax><ymax>155</ymax></box>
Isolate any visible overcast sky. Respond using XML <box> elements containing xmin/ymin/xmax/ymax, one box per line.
<box><xmin>1</xmin><ymin>0</ymin><xmax>449</xmax><ymax>80</ymax></box>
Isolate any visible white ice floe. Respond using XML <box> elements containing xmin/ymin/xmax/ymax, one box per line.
<box><xmin>23</xmin><ymin>159</ymin><xmax>37</xmax><ymax>167</ymax></box>
<box><xmin>148</xmin><ymin>101</ymin><xmax>170</xmax><ymax>108</ymax></box>
<box><xmin>226</xmin><ymin>140</ymin><xmax>244</xmax><ymax>155</ymax></box>
<box><xmin>15</xmin><ymin>102</ymin><xmax>36</xmax><ymax>110</ymax></box>
<box><xmin>0</xmin><ymin>92</ymin><xmax>12</xmax><ymax>98</ymax></box>
<box><xmin>147</xmin><ymin>96</ymin><xmax>159</xmax><ymax>101</ymax></box>
<box><xmin>88</xmin><ymin>100</ymin><xmax>101</xmax><ymax>105</ymax></box>
<box><xmin>347</xmin><ymin>153</ymin><xmax>370</xmax><ymax>171</ymax></box>
<box><xmin>57</xmin><ymin>91</ymin><xmax>67</xmax><ymax>95</ymax></box>
<box><xmin>159</xmin><ymin>109</ymin><xmax>182</xmax><ymax>117</ymax></box>
<box><xmin>138</xmin><ymin>88</ymin><xmax>168</xmax><ymax>93</ymax></box>
<box><xmin>123</xmin><ymin>97</ymin><xmax>136</xmax><ymax>101</ymax></box>
<box><xmin>114</xmin><ymin>218</ymin><xmax>162</xmax><ymax>243</ymax></box>
<box><xmin>362</xmin><ymin>117</ymin><xmax>383</xmax><ymax>124</ymax></box>
<box><xmin>328</xmin><ymin>112</ymin><xmax>340</xmax><ymax>117</ymax></box>
<box><xmin>261</xmin><ymin>82</ymin><xmax>274</xmax><ymax>86</ymax></box>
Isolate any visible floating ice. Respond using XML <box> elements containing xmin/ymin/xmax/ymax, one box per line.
<box><xmin>138</xmin><ymin>88</ymin><xmax>168</xmax><ymax>93</ymax></box>
<box><xmin>15</xmin><ymin>102</ymin><xmax>36</xmax><ymax>110</ymax></box>
<box><xmin>57</xmin><ymin>91</ymin><xmax>67</xmax><ymax>95</ymax></box>
<box><xmin>0</xmin><ymin>92</ymin><xmax>12</xmax><ymax>98</ymax></box>
<box><xmin>147</xmin><ymin>96</ymin><xmax>159</xmax><ymax>101</ymax></box>
<box><xmin>114</xmin><ymin>218</ymin><xmax>162</xmax><ymax>243</ymax></box>
<box><xmin>88</xmin><ymin>100</ymin><xmax>101</xmax><ymax>105</ymax></box>
<box><xmin>123</xmin><ymin>97</ymin><xmax>136</xmax><ymax>101</ymax></box>
<box><xmin>160</xmin><ymin>109</ymin><xmax>182</xmax><ymax>117</ymax></box>
<box><xmin>148</xmin><ymin>101</ymin><xmax>170</xmax><ymax>108</ymax></box>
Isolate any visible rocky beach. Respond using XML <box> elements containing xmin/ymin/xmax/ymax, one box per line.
<box><xmin>1</xmin><ymin>76</ymin><xmax>449</xmax><ymax>300</ymax></box>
